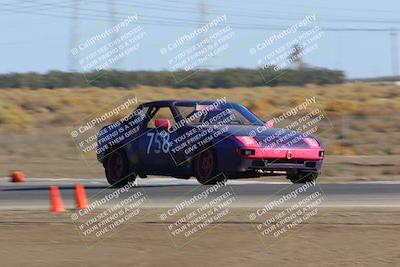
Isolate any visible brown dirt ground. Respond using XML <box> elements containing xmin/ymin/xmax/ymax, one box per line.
<box><xmin>0</xmin><ymin>209</ymin><xmax>399</xmax><ymax>266</ymax></box>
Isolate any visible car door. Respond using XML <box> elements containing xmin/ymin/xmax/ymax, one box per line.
<box><xmin>137</xmin><ymin>105</ymin><xmax>176</xmax><ymax>175</ymax></box>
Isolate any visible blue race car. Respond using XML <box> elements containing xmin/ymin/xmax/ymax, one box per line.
<box><xmin>97</xmin><ymin>100</ymin><xmax>324</xmax><ymax>186</ymax></box>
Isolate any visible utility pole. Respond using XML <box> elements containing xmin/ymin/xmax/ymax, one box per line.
<box><xmin>108</xmin><ymin>0</ymin><xmax>117</xmax><ymax>45</ymax></box>
<box><xmin>200</xmin><ymin>0</ymin><xmax>206</xmax><ymax>29</ymax></box>
<box><xmin>391</xmin><ymin>28</ymin><xmax>399</xmax><ymax>78</ymax></box>
<box><xmin>198</xmin><ymin>0</ymin><xmax>216</xmax><ymax>70</ymax></box>
<box><xmin>69</xmin><ymin>1</ymin><xmax>119</xmax><ymax>71</ymax></box>
<box><xmin>198</xmin><ymin>0</ymin><xmax>207</xmax><ymax>69</ymax></box>
<box><xmin>69</xmin><ymin>0</ymin><xmax>80</xmax><ymax>71</ymax></box>
<box><xmin>108</xmin><ymin>0</ymin><xmax>119</xmax><ymax>70</ymax></box>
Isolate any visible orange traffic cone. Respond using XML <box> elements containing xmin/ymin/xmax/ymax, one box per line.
<box><xmin>75</xmin><ymin>184</ymin><xmax>88</xmax><ymax>210</ymax></box>
<box><xmin>49</xmin><ymin>186</ymin><xmax>66</xmax><ymax>213</ymax></box>
<box><xmin>11</xmin><ymin>171</ymin><xmax>25</xmax><ymax>183</ymax></box>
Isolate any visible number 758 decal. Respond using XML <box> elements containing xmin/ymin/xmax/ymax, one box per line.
<box><xmin>146</xmin><ymin>132</ymin><xmax>170</xmax><ymax>154</ymax></box>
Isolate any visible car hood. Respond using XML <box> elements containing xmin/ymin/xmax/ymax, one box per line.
<box><xmin>200</xmin><ymin>124</ymin><xmax>321</xmax><ymax>149</ymax></box>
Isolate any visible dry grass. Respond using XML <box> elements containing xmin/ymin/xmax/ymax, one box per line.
<box><xmin>0</xmin><ymin>83</ymin><xmax>399</xmax><ymax>155</ymax></box>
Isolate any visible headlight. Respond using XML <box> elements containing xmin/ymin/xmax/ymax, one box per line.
<box><xmin>240</xmin><ymin>149</ymin><xmax>256</xmax><ymax>156</ymax></box>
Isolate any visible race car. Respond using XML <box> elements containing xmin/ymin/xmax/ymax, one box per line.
<box><xmin>97</xmin><ymin>100</ymin><xmax>324</xmax><ymax>186</ymax></box>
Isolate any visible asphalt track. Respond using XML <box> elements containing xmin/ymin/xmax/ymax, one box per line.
<box><xmin>1</xmin><ymin>177</ymin><xmax>400</xmax><ymax>210</ymax></box>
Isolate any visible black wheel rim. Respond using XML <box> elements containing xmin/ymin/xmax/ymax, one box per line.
<box><xmin>108</xmin><ymin>152</ymin><xmax>124</xmax><ymax>182</ymax></box>
<box><xmin>197</xmin><ymin>150</ymin><xmax>213</xmax><ymax>180</ymax></box>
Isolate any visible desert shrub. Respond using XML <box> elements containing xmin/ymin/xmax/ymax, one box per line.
<box><xmin>0</xmin><ymin>101</ymin><xmax>32</xmax><ymax>130</ymax></box>
<box><xmin>0</xmin><ymin>68</ymin><xmax>345</xmax><ymax>89</ymax></box>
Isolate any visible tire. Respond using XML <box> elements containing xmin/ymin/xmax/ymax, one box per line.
<box><xmin>288</xmin><ymin>171</ymin><xmax>317</xmax><ymax>184</ymax></box>
<box><xmin>193</xmin><ymin>148</ymin><xmax>225</xmax><ymax>185</ymax></box>
<box><xmin>104</xmin><ymin>149</ymin><xmax>136</xmax><ymax>187</ymax></box>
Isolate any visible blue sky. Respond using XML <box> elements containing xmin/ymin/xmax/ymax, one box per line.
<box><xmin>0</xmin><ymin>0</ymin><xmax>399</xmax><ymax>78</ymax></box>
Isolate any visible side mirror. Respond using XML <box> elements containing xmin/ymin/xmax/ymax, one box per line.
<box><xmin>155</xmin><ymin>118</ymin><xmax>171</xmax><ymax>130</ymax></box>
<box><xmin>265</xmin><ymin>119</ymin><xmax>274</xmax><ymax>128</ymax></box>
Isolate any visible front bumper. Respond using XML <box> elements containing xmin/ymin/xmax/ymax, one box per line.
<box><xmin>247</xmin><ymin>158</ymin><xmax>323</xmax><ymax>172</ymax></box>
<box><xmin>235</xmin><ymin>147</ymin><xmax>324</xmax><ymax>174</ymax></box>
<box><xmin>239</xmin><ymin>147</ymin><xmax>324</xmax><ymax>161</ymax></box>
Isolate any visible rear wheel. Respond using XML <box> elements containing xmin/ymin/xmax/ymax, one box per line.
<box><xmin>287</xmin><ymin>171</ymin><xmax>317</xmax><ymax>184</ymax></box>
<box><xmin>194</xmin><ymin>149</ymin><xmax>225</xmax><ymax>185</ymax></box>
<box><xmin>104</xmin><ymin>149</ymin><xmax>136</xmax><ymax>187</ymax></box>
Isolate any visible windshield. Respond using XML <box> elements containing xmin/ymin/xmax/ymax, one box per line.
<box><xmin>174</xmin><ymin>102</ymin><xmax>265</xmax><ymax>126</ymax></box>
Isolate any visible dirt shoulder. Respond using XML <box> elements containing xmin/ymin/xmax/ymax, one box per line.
<box><xmin>0</xmin><ymin>209</ymin><xmax>399</xmax><ymax>266</ymax></box>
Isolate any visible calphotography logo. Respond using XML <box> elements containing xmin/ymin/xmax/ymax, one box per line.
<box><xmin>249</xmin><ymin>96</ymin><xmax>332</xmax><ymax>167</ymax></box>
<box><xmin>70</xmin><ymin>14</ymin><xmax>147</xmax><ymax>84</ymax></box>
<box><xmin>154</xmin><ymin>97</ymin><xmax>259</xmax><ymax>167</ymax></box>
<box><xmin>159</xmin><ymin>14</ymin><xmax>236</xmax><ymax>82</ymax></box>
<box><xmin>69</xmin><ymin>96</ymin><xmax>145</xmax><ymax>164</ymax></box>
<box><xmin>249</xmin><ymin>14</ymin><xmax>325</xmax><ymax>84</ymax></box>
<box><xmin>3</xmin><ymin>0</ymin><xmax>400</xmax><ymax>266</ymax></box>
<box><xmin>71</xmin><ymin>181</ymin><xmax>148</xmax><ymax>246</ymax></box>
<box><xmin>249</xmin><ymin>182</ymin><xmax>326</xmax><ymax>248</ymax></box>
<box><xmin>159</xmin><ymin>173</ymin><xmax>236</xmax><ymax>248</ymax></box>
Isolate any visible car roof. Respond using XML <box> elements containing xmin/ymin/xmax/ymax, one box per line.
<box><xmin>142</xmin><ymin>99</ymin><xmax>234</xmax><ymax>107</ymax></box>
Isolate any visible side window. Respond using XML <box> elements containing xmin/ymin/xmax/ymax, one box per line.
<box><xmin>146</xmin><ymin>106</ymin><xmax>176</xmax><ymax>129</ymax></box>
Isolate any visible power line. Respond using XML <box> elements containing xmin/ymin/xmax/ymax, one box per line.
<box><xmin>88</xmin><ymin>0</ymin><xmax>400</xmax><ymax>26</ymax></box>
<box><xmin>0</xmin><ymin>0</ymin><xmax>399</xmax><ymax>77</ymax></box>
<box><xmin>0</xmin><ymin>2</ymin><xmax>396</xmax><ymax>33</ymax></box>
<box><xmin>218</xmin><ymin>0</ymin><xmax>400</xmax><ymax>15</ymax></box>
<box><xmin>2</xmin><ymin>0</ymin><xmax>400</xmax><ymax>28</ymax></box>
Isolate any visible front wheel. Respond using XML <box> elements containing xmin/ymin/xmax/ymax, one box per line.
<box><xmin>287</xmin><ymin>171</ymin><xmax>317</xmax><ymax>184</ymax></box>
<box><xmin>193</xmin><ymin>149</ymin><xmax>225</xmax><ymax>185</ymax></box>
<box><xmin>104</xmin><ymin>149</ymin><xmax>136</xmax><ymax>187</ymax></box>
